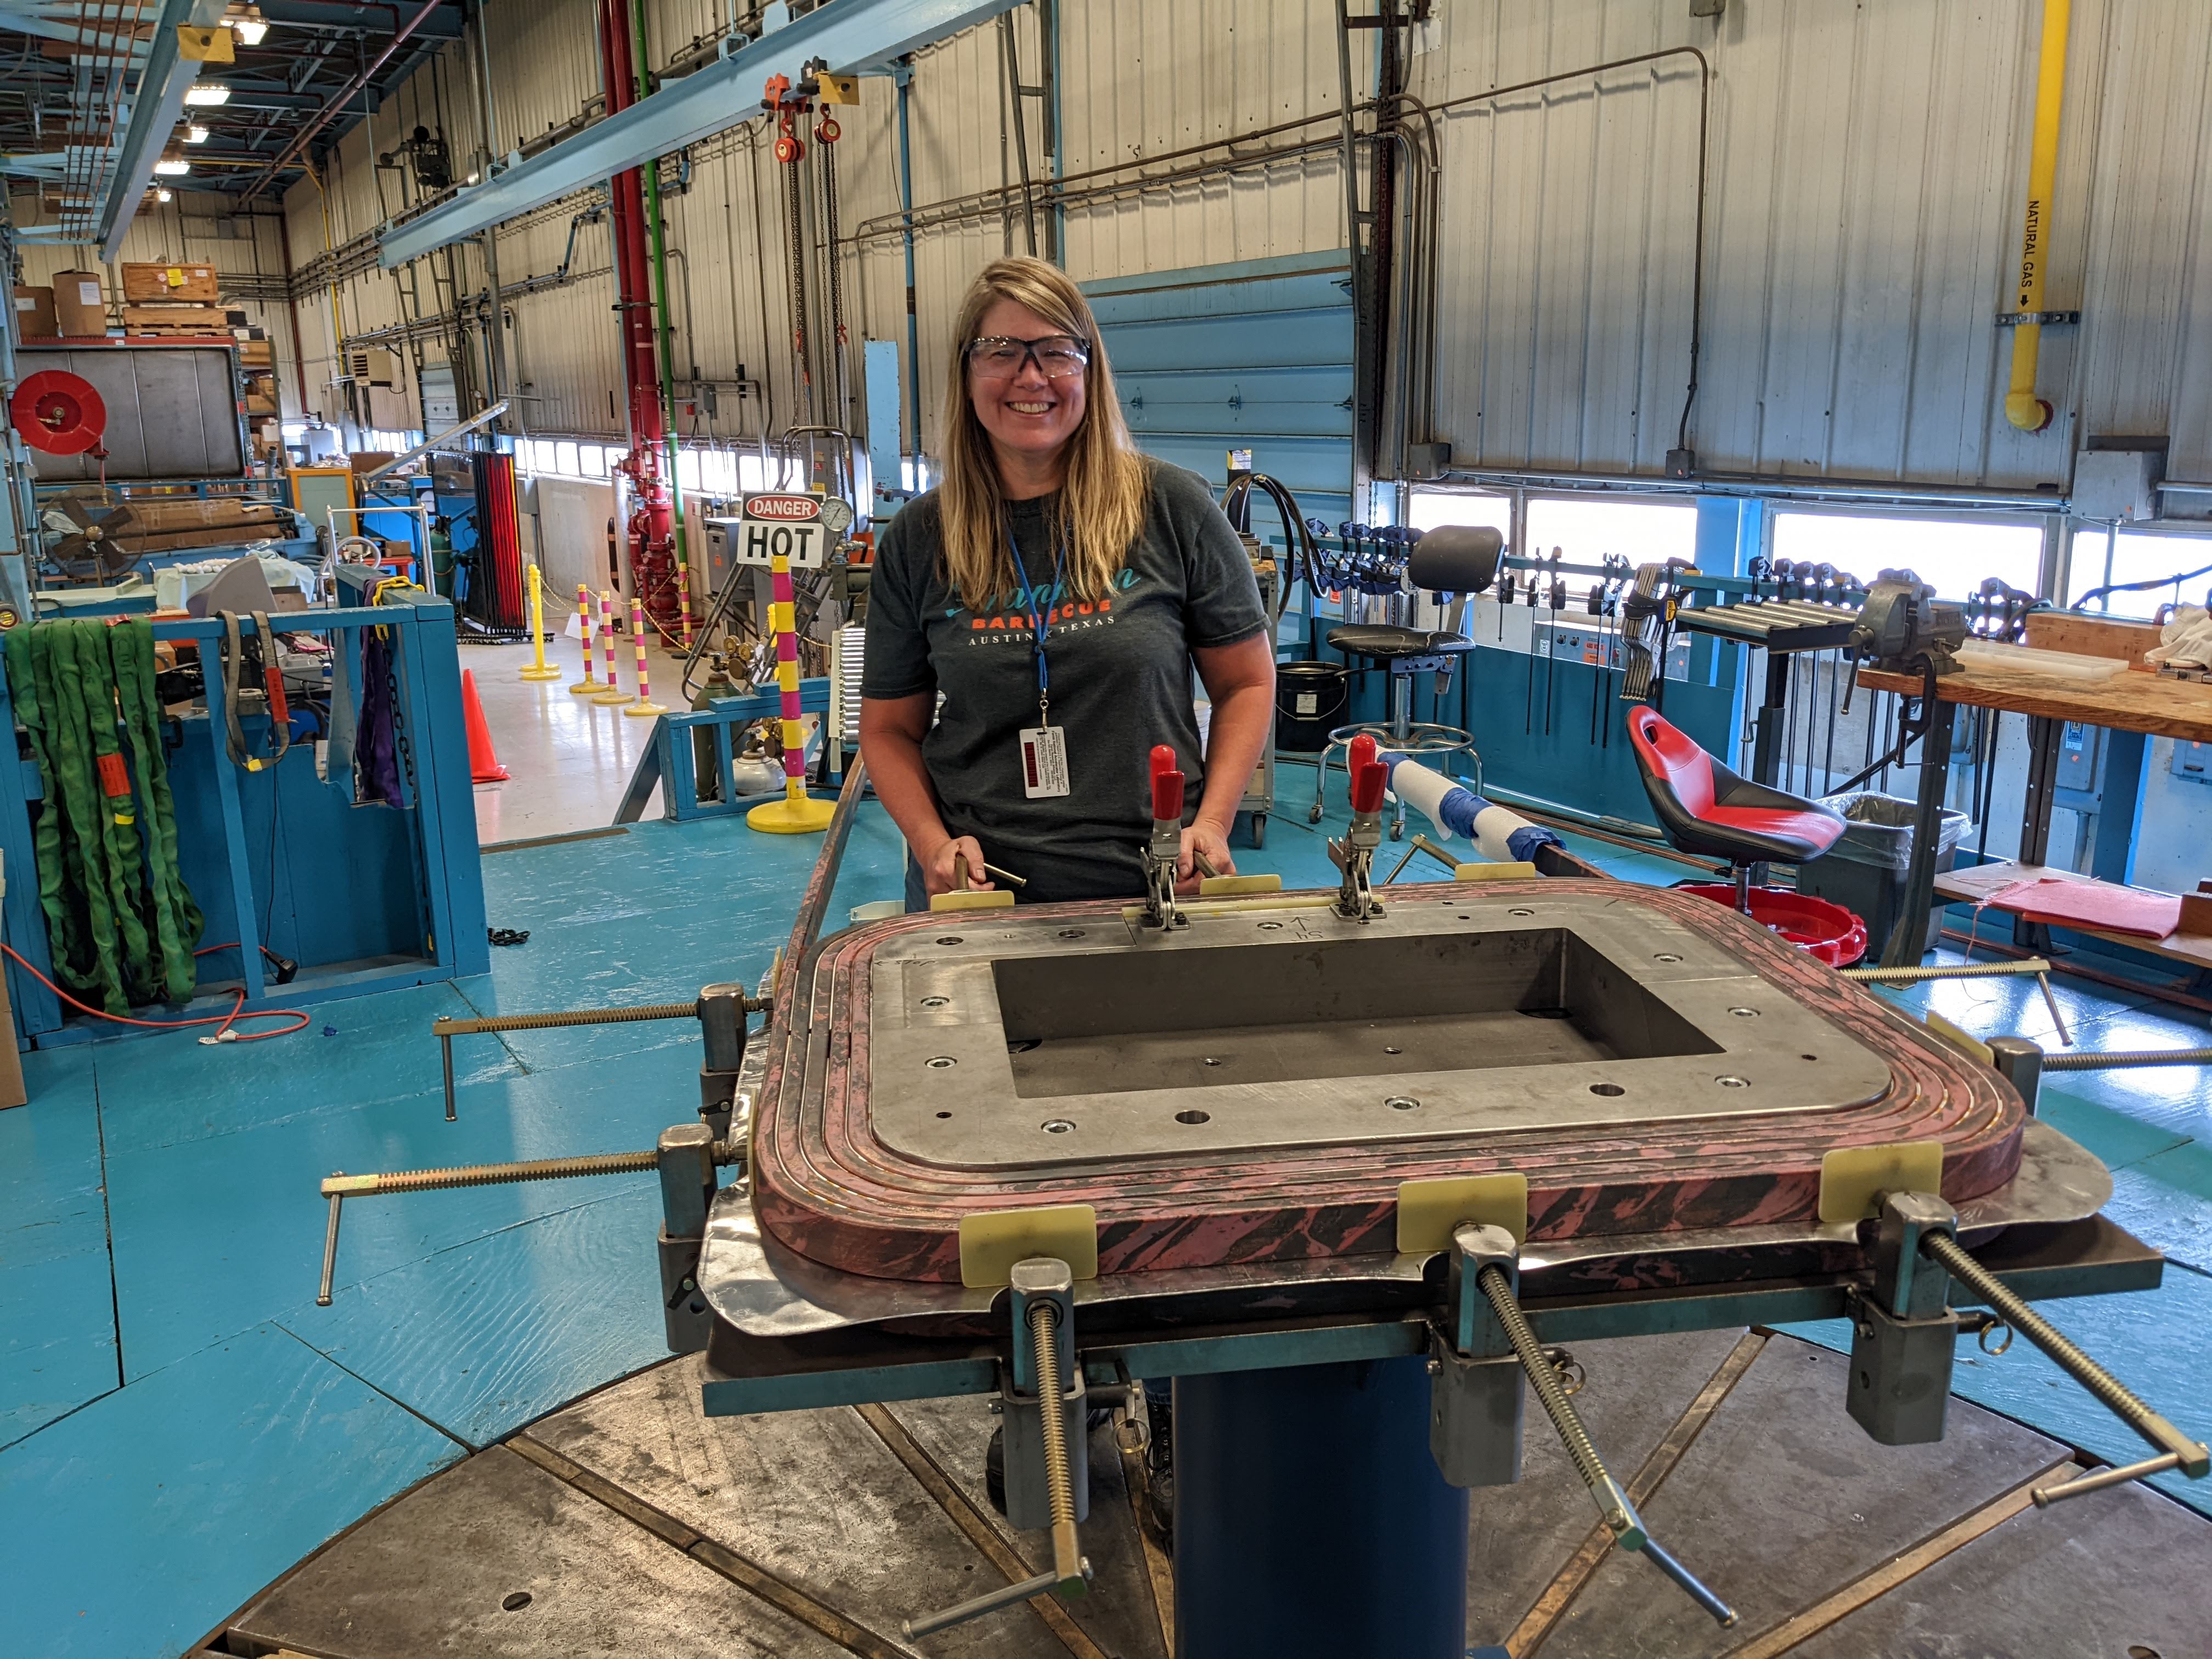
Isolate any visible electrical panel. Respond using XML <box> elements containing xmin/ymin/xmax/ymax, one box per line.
<box><xmin>2174</xmin><ymin>740</ymin><xmax>2211</xmax><ymax>787</ymax></box>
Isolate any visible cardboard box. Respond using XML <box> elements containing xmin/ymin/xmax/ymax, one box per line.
<box><xmin>50</xmin><ymin>269</ymin><xmax>106</xmax><ymax>336</ymax></box>
<box><xmin>238</xmin><ymin>338</ymin><xmax>275</xmax><ymax>366</ymax></box>
<box><xmin>122</xmin><ymin>261</ymin><xmax>219</xmax><ymax>303</ymax></box>
<box><xmin>12</xmin><ymin>285</ymin><xmax>57</xmax><ymax>340</ymax></box>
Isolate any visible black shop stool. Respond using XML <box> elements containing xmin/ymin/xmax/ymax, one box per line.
<box><xmin>1311</xmin><ymin>524</ymin><xmax>1502</xmax><ymax>837</ymax></box>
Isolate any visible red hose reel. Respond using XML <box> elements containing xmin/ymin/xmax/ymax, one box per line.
<box><xmin>9</xmin><ymin>370</ymin><xmax>106</xmax><ymax>456</ymax></box>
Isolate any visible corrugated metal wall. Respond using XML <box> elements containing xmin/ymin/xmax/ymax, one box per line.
<box><xmin>272</xmin><ymin>0</ymin><xmax>2212</xmax><ymax>492</ymax></box>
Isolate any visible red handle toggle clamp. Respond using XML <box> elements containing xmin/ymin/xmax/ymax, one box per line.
<box><xmin>1153</xmin><ymin>766</ymin><xmax>1186</xmax><ymax>824</ymax></box>
<box><xmin>1149</xmin><ymin>745</ymin><xmax>1185</xmax><ymax>821</ymax></box>
<box><xmin>1350</xmin><ymin>757</ymin><xmax>1387</xmax><ymax>817</ymax></box>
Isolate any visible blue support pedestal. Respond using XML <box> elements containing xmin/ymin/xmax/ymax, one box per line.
<box><xmin>1173</xmin><ymin>1357</ymin><xmax>1469</xmax><ymax>1657</ymax></box>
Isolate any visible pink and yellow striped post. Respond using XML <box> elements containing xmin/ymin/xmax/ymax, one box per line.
<box><xmin>592</xmin><ymin>590</ymin><xmax>633</xmax><ymax>705</ymax></box>
<box><xmin>676</xmin><ymin>573</ymin><xmax>696</xmax><ymax>650</ymax></box>
<box><xmin>624</xmin><ymin>595</ymin><xmax>668</xmax><ymax>718</ymax></box>
<box><xmin>568</xmin><ymin>583</ymin><xmax>600</xmax><ymax>694</ymax></box>
<box><xmin>745</xmin><ymin>545</ymin><xmax>833</xmax><ymax>833</ymax></box>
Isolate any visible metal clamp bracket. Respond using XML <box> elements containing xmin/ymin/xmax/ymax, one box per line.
<box><xmin>1845</xmin><ymin>1191</ymin><xmax>1960</xmax><ymax>1447</ymax></box>
<box><xmin>1436</xmin><ymin>1223</ymin><xmax>1737</xmax><ymax>1627</ymax></box>
<box><xmin>904</xmin><ymin>1256</ymin><xmax>1094</xmax><ymax>1640</ymax></box>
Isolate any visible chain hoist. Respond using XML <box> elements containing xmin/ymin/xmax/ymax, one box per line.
<box><xmin>815</xmin><ymin>106</ymin><xmax>848</xmax><ymax>427</ymax></box>
<box><xmin>764</xmin><ymin>75</ymin><xmax>812</xmax><ymax>402</ymax></box>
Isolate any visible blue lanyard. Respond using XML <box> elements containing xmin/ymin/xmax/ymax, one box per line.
<box><xmin>1006</xmin><ymin>532</ymin><xmax>1062</xmax><ymax>715</ymax></box>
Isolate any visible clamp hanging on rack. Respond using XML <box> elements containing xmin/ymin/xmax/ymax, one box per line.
<box><xmin>215</xmin><ymin>610</ymin><xmax>293</xmax><ymax>773</ymax></box>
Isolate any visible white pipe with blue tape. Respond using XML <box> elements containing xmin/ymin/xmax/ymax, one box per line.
<box><xmin>1384</xmin><ymin>756</ymin><xmax>1564</xmax><ymax>865</ymax></box>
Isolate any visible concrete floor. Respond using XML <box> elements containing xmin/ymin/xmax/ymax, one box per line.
<box><xmin>464</xmin><ymin>630</ymin><xmax>677</xmax><ymax>843</ymax></box>
<box><xmin>4</xmin><ymin>665</ymin><xmax>2212</xmax><ymax>1656</ymax></box>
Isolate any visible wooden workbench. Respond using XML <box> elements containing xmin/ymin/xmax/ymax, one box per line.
<box><xmin>1854</xmin><ymin>641</ymin><xmax>2212</xmax><ymax>966</ymax></box>
<box><xmin>1934</xmin><ymin>860</ymin><xmax>2212</xmax><ymax>974</ymax></box>
<box><xmin>1857</xmin><ymin>656</ymin><xmax>2212</xmax><ymax>743</ymax></box>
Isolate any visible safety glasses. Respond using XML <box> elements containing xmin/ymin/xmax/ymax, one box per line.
<box><xmin>966</xmin><ymin>334</ymin><xmax>1090</xmax><ymax>380</ymax></box>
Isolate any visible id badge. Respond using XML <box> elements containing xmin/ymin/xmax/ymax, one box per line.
<box><xmin>1019</xmin><ymin>724</ymin><xmax>1071</xmax><ymax>799</ymax></box>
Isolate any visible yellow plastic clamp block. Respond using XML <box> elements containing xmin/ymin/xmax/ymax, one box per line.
<box><xmin>1818</xmin><ymin>1140</ymin><xmax>1946</xmax><ymax>1224</ymax></box>
<box><xmin>958</xmin><ymin>1204</ymin><xmax>1099</xmax><ymax>1289</ymax></box>
<box><xmin>1396</xmin><ymin>1172</ymin><xmax>1530</xmax><ymax>1254</ymax></box>
<box><xmin>929</xmin><ymin>888</ymin><xmax>1016</xmax><ymax>911</ymax></box>
<box><xmin>1922</xmin><ymin>1011</ymin><xmax>1995</xmax><ymax>1069</ymax></box>
<box><xmin>1197</xmin><ymin>873</ymin><xmax>1283</xmax><ymax>898</ymax></box>
<box><xmin>1452</xmin><ymin>861</ymin><xmax>1541</xmax><ymax>881</ymax></box>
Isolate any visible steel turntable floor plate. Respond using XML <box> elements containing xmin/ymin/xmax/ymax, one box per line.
<box><xmin>751</xmin><ymin>881</ymin><xmax>2024</xmax><ymax>1283</ymax></box>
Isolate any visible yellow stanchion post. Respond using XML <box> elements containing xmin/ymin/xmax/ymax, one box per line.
<box><xmin>519</xmin><ymin>565</ymin><xmax>563</xmax><ymax>680</ymax></box>
<box><xmin>625</xmin><ymin>596</ymin><xmax>669</xmax><ymax>718</ymax></box>
<box><xmin>746</xmin><ymin>544</ymin><xmax>834</xmax><ymax>833</ymax></box>
<box><xmin>568</xmin><ymin>583</ymin><xmax>600</xmax><ymax>695</ymax></box>
<box><xmin>593</xmin><ymin>591</ymin><xmax>634</xmax><ymax>706</ymax></box>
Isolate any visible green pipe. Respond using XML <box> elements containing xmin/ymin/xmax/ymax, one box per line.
<box><xmin>633</xmin><ymin>1</ymin><xmax>692</xmax><ymax>628</ymax></box>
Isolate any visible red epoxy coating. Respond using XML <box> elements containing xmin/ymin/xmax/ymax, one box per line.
<box><xmin>749</xmin><ymin>881</ymin><xmax>2025</xmax><ymax>1284</ymax></box>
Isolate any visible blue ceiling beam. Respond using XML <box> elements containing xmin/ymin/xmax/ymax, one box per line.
<box><xmin>379</xmin><ymin>0</ymin><xmax>1023</xmax><ymax>268</ymax></box>
<box><xmin>97</xmin><ymin>0</ymin><xmax>231</xmax><ymax>260</ymax></box>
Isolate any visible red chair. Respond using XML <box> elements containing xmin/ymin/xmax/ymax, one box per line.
<box><xmin>1627</xmin><ymin>707</ymin><xmax>1846</xmax><ymax>916</ymax></box>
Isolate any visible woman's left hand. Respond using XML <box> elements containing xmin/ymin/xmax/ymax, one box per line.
<box><xmin>1177</xmin><ymin>817</ymin><xmax>1237</xmax><ymax>891</ymax></box>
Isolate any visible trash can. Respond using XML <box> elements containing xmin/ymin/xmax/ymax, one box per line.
<box><xmin>1274</xmin><ymin>659</ymin><xmax>1350</xmax><ymax>754</ymax></box>
<box><xmin>1798</xmin><ymin>792</ymin><xmax>1971</xmax><ymax>957</ymax></box>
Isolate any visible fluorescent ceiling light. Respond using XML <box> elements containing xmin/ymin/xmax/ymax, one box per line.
<box><xmin>154</xmin><ymin>188</ymin><xmax>173</xmax><ymax>202</ymax></box>
<box><xmin>154</xmin><ymin>159</ymin><xmax>190</xmax><ymax>176</ymax></box>
<box><xmin>183</xmin><ymin>83</ymin><xmax>231</xmax><ymax>106</ymax></box>
<box><xmin>185</xmin><ymin>125</ymin><xmax>210</xmax><ymax>144</ymax></box>
<box><xmin>230</xmin><ymin>7</ymin><xmax>268</xmax><ymax>45</ymax></box>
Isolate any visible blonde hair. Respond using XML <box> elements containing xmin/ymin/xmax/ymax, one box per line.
<box><xmin>935</xmin><ymin>257</ymin><xmax>1149</xmax><ymax>610</ymax></box>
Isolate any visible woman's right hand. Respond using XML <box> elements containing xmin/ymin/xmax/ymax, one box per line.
<box><xmin>921</xmin><ymin>834</ymin><xmax>994</xmax><ymax>897</ymax></box>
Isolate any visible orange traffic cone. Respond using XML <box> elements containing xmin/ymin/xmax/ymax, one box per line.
<box><xmin>461</xmin><ymin>668</ymin><xmax>509</xmax><ymax>782</ymax></box>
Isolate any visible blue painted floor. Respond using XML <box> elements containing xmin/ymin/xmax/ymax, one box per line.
<box><xmin>3</xmin><ymin>793</ymin><xmax>2209</xmax><ymax>1656</ymax></box>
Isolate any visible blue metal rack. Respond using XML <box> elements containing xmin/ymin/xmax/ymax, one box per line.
<box><xmin>0</xmin><ymin>590</ymin><xmax>490</xmax><ymax>1046</ymax></box>
<box><xmin>614</xmin><ymin>678</ymin><xmax>837</xmax><ymax>823</ymax></box>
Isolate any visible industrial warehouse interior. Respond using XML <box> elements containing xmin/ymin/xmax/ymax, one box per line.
<box><xmin>7</xmin><ymin>0</ymin><xmax>2212</xmax><ymax>1655</ymax></box>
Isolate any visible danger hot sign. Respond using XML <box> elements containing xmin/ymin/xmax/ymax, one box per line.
<box><xmin>737</xmin><ymin>493</ymin><xmax>828</xmax><ymax>568</ymax></box>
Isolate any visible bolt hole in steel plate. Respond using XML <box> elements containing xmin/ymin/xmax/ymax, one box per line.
<box><xmin>1386</xmin><ymin>1096</ymin><xmax>1420</xmax><ymax>1111</ymax></box>
<box><xmin>867</xmin><ymin>893</ymin><xmax>1894</xmax><ymax>1170</ymax></box>
<box><xmin>1041</xmin><ymin>1119</ymin><xmax>1075</xmax><ymax>1134</ymax></box>
<box><xmin>1176</xmin><ymin>1109</ymin><xmax>1210</xmax><ymax>1125</ymax></box>
<box><xmin>501</xmin><ymin>1593</ymin><xmax>533</xmax><ymax>1613</ymax></box>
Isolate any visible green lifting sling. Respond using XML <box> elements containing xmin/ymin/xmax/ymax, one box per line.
<box><xmin>4</xmin><ymin>618</ymin><xmax>204</xmax><ymax>1015</ymax></box>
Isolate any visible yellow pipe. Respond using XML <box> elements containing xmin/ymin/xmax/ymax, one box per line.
<box><xmin>2006</xmin><ymin>0</ymin><xmax>2071</xmax><ymax>432</ymax></box>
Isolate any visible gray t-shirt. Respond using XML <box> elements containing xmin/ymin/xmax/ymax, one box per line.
<box><xmin>862</xmin><ymin>461</ymin><xmax>1266</xmax><ymax>901</ymax></box>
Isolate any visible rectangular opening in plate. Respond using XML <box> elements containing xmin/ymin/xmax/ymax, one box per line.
<box><xmin>991</xmin><ymin>927</ymin><xmax>1723</xmax><ymax>1099</ymax></box>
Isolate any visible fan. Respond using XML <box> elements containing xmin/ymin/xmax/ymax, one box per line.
<box><xmin>41</xmin><ymin>496</ymin><xmax>140</xmax><ymax>582</ymax></box>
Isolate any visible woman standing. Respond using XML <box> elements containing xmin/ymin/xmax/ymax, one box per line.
<box><xmin>860</xmin><ymin>256</ymin><xmax>1276</xmax><ymax>905</ymax></box>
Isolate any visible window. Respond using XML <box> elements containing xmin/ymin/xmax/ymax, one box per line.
<box><xmin>552</xmin><ymin>441</ymin><xmax>579</xmax><ymax>477</ymax></box>
<box><xmin>523</xmin><ymin>438</ymin><xmax>558</xmax><ymax>475</ymax></box>
<box><xmin>1406</xmin><ymin>489</ymin><xmax>1511</xmax><ymax>538</ymax></box>
<box><xmin>2067</xmin><ymin>528</ymin><xmax>2212</xmax><ymax>619</ymax></box>
<box><xmin>579</xmin><ymin>444</ymin><xmax>609</xmax><ymax>479</ymax></box>
<box><xmin>675</xmin><ymin>447</ymin><xmax>703</xmax><ymax>493</ymax></box>
<box><xmin>695</xmin><ymin>448</ymin><xmax>740</xmax><ymax>496</ymax></box>
<box><xmin>1770</xmin><ymin>511</ymin><xmax>2044</xmax><ymax>602</ymax></box>
<box><xmin>1523</xmin><ymin>496</ymin><xmax>1697</xmax><ymax>566</ymax></box>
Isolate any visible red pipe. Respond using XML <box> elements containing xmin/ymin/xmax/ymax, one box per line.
<box><xmin>596</xmin><ymin>0</ymin><xmax>676</xmax><ymax>622</ymax></box>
